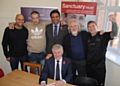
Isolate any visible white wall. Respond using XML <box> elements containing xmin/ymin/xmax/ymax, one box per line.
<box><xmin>105</xmin><ymin>59</ymin><xmax>120</xmax><ymax>86</ymax></box>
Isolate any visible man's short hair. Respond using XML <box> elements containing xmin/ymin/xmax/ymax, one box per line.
<box><xmin>50</xmin><ymin>10</ymin><xmax>60</xmax><ymax>18</ymax></box>
<box><xmin>31</xmin><ymin>11</ymin><xmax>40</xmax><ymax>16</ymax></box>
<box><xmin>52</xmin><ymin>44</ymin><xmax>63</xmax><ymax>53</ymax></box>
<box><xmin>15</xmin><ymin>14</ymin><xmax>24</xmax><ymax>20</ymax></box>
<box><xmin>87</xmin><ymin>21</ymin><xmax>97</xmax><ymax>27</ymax></box>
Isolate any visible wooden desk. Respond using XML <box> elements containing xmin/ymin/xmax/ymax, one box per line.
<box><xmin>0</xmin><ymin>70</ymin><xmax>74</xmax><ymax>86</ymax></box>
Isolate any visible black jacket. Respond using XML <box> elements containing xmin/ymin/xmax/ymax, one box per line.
<box><xmin>63</xmin><ymin>31</ymin><xmax>88</xmax><ymax>59</ymax></box>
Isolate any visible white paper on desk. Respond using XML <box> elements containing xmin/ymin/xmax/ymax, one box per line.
<box><xmin>47</xmin><ymin>82</ymin><xmax>56</xmax><ymax>86</ymax></box>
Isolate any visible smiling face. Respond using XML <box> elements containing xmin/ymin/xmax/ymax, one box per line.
<box><xmin>31</xmin><ymin>13</ymin><xmax>40</xmax><ymax>25</ymax></box>
<box><xmin>15</xmin><ymin>14</ymin><xmax>24</xmax><ymax>27</ymax></box>
<box><xmin>87</xmin><ymin>22</ymin><xmax>98</xmax><ymax>36</ymax></box>
<box><xmin>51</xmin><ymin>13</ymin><xmax>60</xmax><ymax>25</ymax></box>
<box><xmin>69</xmin><ymin>21</ymin><xmax>79</xmax><ymax>36</ymax></box>
<box><xmin>53</xmin><ymin>48</ymin><xmax>63</xmax><ymax>60</ymax></box>
<box><xmin>52</xmin><ymin>44</ymin><xmax>63</xmax><ymax>60</ymax></box>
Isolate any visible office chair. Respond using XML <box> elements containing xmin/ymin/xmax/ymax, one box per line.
<box><xmin>75</xmin><ymin>77</ymin><xmax>98</xmax><ymax>86</ymax></box>
<box><xmin>0</xmin><ymin>68</ymin><xmax>4</xmax><ymax>78</ymax></box>
<box><xmin>23</xmin><ymin>62</ymin><xmax>42</xmax><ymax>75</ymax></box>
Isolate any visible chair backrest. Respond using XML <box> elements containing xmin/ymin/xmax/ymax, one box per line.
<box><xmin>75</xmin><ymin>77</ymin><xmax>98</xmax><ymax>86</ymax></box>
<box><xmin>0</xmin><ymin>68</ymin><xmax>4</xmax><ymax>78</ymax></box>
<box><xmin>23</xmin><ymin>62</ymin><xmax>42</xmax><ymax>75</ymax></box>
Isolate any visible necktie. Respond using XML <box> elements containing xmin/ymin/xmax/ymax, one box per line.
<box><xmin>56</xmin><ymin>60</ymin><xmax>60</xmax><ymax>80</ymax></box>
<box><xmin>54</xmin><ymin>25</ymin><xmax>57</xmax><ymax>40</ymax></box>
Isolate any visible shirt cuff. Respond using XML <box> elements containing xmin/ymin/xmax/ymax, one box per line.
<box><xmin>62</xmin><ymin>79</ymin><xmax>66</xmax><ymax>84</ymax></box>
<box><xmin>41</xmin><ymin>81</ymin><xmax>46</xmax><ymax>84</ymax></box>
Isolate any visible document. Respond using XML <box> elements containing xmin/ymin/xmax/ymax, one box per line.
<box><xmin>47</xmin><ymin>82</ymin><xmax>56</xmax><ymax>86</ymax></box>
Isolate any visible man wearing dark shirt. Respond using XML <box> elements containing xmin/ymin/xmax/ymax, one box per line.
<box><xmin>2</xmin><ymin>14</ymin><xmax>28</xmax><ymax>70</ymax></box>
<box><xmin>86</xmin><ymin>19</ymin><xmax>118</xmax><ymax>86</ymax></box>
<box><xmin>63</xmin><ymin>20</ymin><xmax>88</xmax><ymax>81</ymax></box>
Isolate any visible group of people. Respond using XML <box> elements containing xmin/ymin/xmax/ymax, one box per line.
<box><xmin>2</xmin><ymin>9</ymin><xmax>118</xmax><ymax>86</ymax></box>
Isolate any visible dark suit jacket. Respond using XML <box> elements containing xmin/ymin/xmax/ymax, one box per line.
<box><xmin>63</xmin><ymin>31</ymin><xmax>88</xmax><ymax>59</ymax></box>
<box><xmin>45</xmin><ymin>23</ymin><xmax>69</xmax><ymax>54</ymax></box>
<box><xmin>39</xmin><ymin>57</ymin><xmax>73</xmax><ymax>84</ymax></box>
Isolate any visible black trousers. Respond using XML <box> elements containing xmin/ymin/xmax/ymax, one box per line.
<box><xmin>10</xmin><ymin>55</ymin><xmax>28</xmax><ymax>71</ymax></box>
<box><xmin>87</xmin><ymin>65</ymin><xmax>106</xmax><ymax>86</ymax></box>
<box><xmin>72</xmin><ymin>59</ymin><xmax>86</xmax><ymax>80</ymax></box>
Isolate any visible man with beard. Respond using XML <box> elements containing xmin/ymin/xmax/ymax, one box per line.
<box><xmin>63</xmin><ymin>20</ymin><xmax>88</xmax><ymax>82</ymax></box>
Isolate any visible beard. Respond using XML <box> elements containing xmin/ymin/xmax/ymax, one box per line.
<box><xmin>71</xmin><ymin>31</ymin><xmax>78</xmax><ymax>36</ymax></box>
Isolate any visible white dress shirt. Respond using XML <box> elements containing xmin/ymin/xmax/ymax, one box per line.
<box><xmin>54</xmin><ymin>57</ymin><xmax>62</xmax><ymax>80</ymax></box>
<box><xmin>52</xmin><ymin>22</ymin><xmax>60</xmax><ymax>36</ymax></box>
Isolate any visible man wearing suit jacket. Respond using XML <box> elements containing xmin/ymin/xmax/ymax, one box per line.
<box><xmin>39</xmin><ymin>44</ymin><xmax>73</xmax><ymax>86</ymax></box>
<box><xmin>45</xmin><ymin>10</ymin><xmax>69</xmax><ymax>59</ymax></box>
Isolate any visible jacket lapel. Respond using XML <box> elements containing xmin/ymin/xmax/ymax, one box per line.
<box><xmin>51</xmin><ymin>57</ymin><xmax>55</xmax><ymax>78</ymax></box>
<box><xmin>50</xmin><ymin>24</ymin><xmax>54</xmax><ymax>41</ymax></box>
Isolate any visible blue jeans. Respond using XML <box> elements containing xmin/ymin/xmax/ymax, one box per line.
<box><xmin>28</xmin><ymin>51</ymin><xmax>46</xmax><ymax>68</ymax></box>
<box><xmin>28</xmin><ymin>52</ymin><xmax>46</xmax><ymax>75</ymax></box>
<box><xmin>10</xmin><ymin>55</ymin><xmax>28</xmax><ymax>71</ymax></box>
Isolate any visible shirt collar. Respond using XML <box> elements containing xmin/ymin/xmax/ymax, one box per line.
<box><xmin>55</xmin><ymin>57</ymin><xmax>62</xmax><ymax>62</ymax></box>
<box><xmin>53</xmin><ymin>22</ymin><xmax>60</xmax><ymax>27</ymax></box>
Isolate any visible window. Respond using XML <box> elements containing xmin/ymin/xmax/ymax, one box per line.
<box><xmin>110</xmin><ymin>0</ymin><xmax>116</xmax><ymax>6</ymax></box>
<box><xmin>97</xmin><ymin>10</ymin><xmax>105</xmax><ymax>31</ymax></box>
<box><xmin>96</xmin><ymin>0</ymin><xmax>120</xmax><ymax>53</ymax></box>
<box><xmin>98</xmin><ymin>0</ymin><xmax>106</xmax><ymax>6</ymax></box>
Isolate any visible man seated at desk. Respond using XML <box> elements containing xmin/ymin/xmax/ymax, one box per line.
<box><xmin>39</xmin><ymin>44</ymin><xmax>73</xmax><ymax>86</ymax></box>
